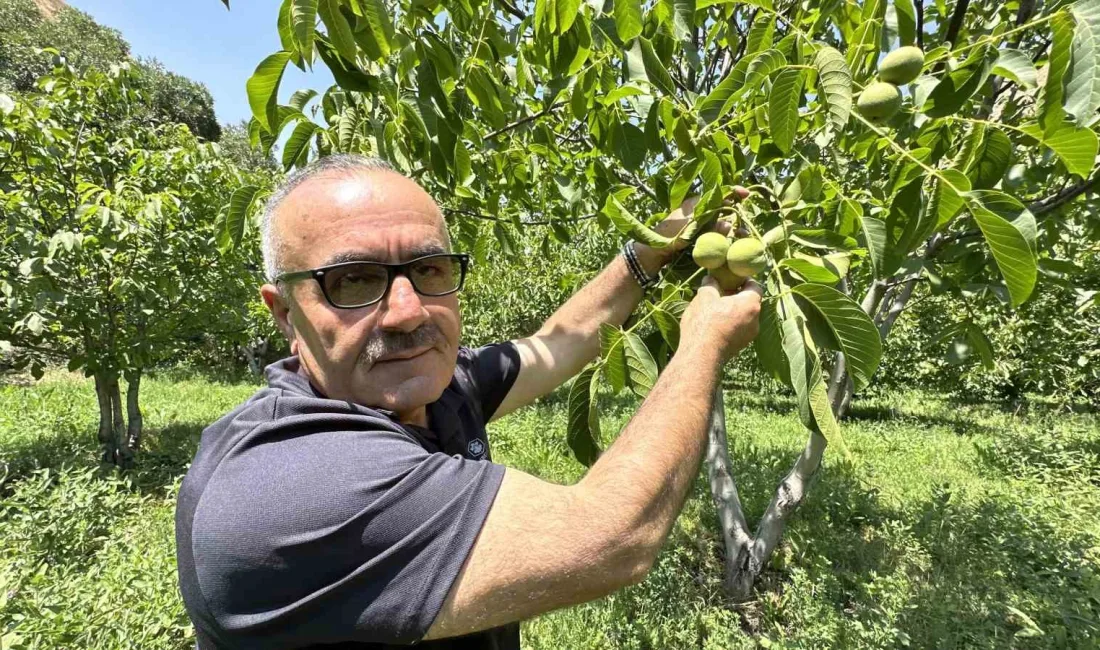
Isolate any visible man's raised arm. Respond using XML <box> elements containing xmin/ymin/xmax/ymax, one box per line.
<box><xmin>425</xmin><ymin>277</ymin><xmax>762</xmax><ymax>640</ymax></box>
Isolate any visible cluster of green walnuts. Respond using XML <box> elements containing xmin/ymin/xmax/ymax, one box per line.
<box><xmin>691</xmin><ymin>231</ymin><xmax>770</xmax><ymax>290</ymax></box>
<box><xmin>856</xmin><ymin>46</ymin><xmax>926</xmax><ymax>123</ymax></box>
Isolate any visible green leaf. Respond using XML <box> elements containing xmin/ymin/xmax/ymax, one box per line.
<box><xmin>813</xmin><ymin>46</ymin><xmax>853</xmax><ymax>132</ymax></box>
<box><xmin>698</xmin><ymin>53</ymin><xmax>754</xmax><ymax>123</ymax></box>
<box><xmin>769</xmin><ymin>68</ymin><xmax>803</xmax><ymax>154</ymax></box>
<box><xmin>599</xmin><ymin>323</ymin><xmax>628</xmax><ymax>394</ymax></box>
<box><xmin>778</xmin><ymin>298</ymin><xmax>845</xmax><ymax>450</ymax></box>
<box><xmin>1020</xmin><ymin>121</ymin><xmax>1100</xmax><ymax>177</ymax></box>
<box><xmin>993</xmin><ymin>49</ymin><xmax>1039</xmax><ymax>88</ymax></box>
<box><xmin>790</xmin><ymin>283</ymin><xmax>883</xmax><ymax>390</ymax></box>
<box><xmin>290</xmin><ymin>0</ymin><xmax>318</xmax><ymax>66</ymax></box>
<box><xmin>357</xmin><ymin>0</ymin><xmax>394</xmax><ymax>59</ymax></box>
<box><xmin>289</xmin><ymin>88</ymin><xmax>318</xmax><ymax>111</ymax></box>
<box><xmin>780</xmin><ymin>258</ymin><xmax>841</xmax><ymax>284</ymax></box>
<box><xmin>494</xmin><ymin>222</ymin><xmax>519</xmax><ymax>256</ymax></box>
<box><xmin>963</xmin><ymin>190</ymin><xmax>1038</xmax><ymax>307</ymax></box>
<box><xmin>931</xmin><ymin>168</ymin><xmax>971</xmax><ymax>231</ymax></box>
<box><xmin>318</xmin><ymin>0</ymin><xmax>358</xmax><ymax>62</ymax></box>
<box><xmin>566</xmin><ymin>366</ymin><xmax>602</xmax><ymax>466</ymax></box>
<box><xmin>966</xmin><ymin>128</ymin><xmax>1013</xmax><ymax>190</ymax></box>
<box><xmin>639</xmin><ymin>37</ymin><xmax>677</xmax><ymax>96</ymax></box>
<box><xmin>921</xmin><ymin>47</ymin><xmax>994</xmax><ymax>118</ymax></box>
<box><xmin>745</xmin><ymin>15</ymin><xmax>776</xmax><ymax>55</ymax></box>
<box><xmin>556</xmin><ymin>0</ymin><xmax>583</xmax><ymax>34</ymax></box>
<box><xmin>894</xmin><ymin>0</ymin><xmax>917</xmax><ymax>46</ymax></box>
<box><xmin>623</xmin><ymin>331</ymin><xmax>658</xmax><ymax>397</ymax></box>
<box><xmin>613</xmin><ymin>0</ymin><xmax>643</xmax><ymax>42</ymax></box>
<box><xmin>1066</xmin><ymin>13</ymin><xmax>1100</xmax><ymax>126</ymax></box>
<box><xmin>662</xmin><ymin>0</ymin><xmax>696</xmax><ymax>41</ymax></box>
<box><xmin>754</xmin><ymin>298</ymin><xmax>790</xmax><ymax>385</ymax></box>
<box><xmin>603</xmin><ymin>195</ymin><xmax>674</xmax><ymax>248</ymax></box>
<box><xmin>860</xmin><ymin>215</ymin><xmax>888</xmax><ymax>278</ymax></box>
<box><xmin>282</xmin><ymin>120</ymin><xmax>319</xmax><ymax>170</ymax></box>
<box><xmin>223</xmin><ymin>185</ymin><xmax>262</xmax><ymax>252</ymax></box>
<box><xmin>788</xmin><ymin>228</ymin><xmax>858</xmax><ymax>250</ymax></box>
<box><xmin>743</xmin><ymin>48</ymin><xmax>787</xmax><ymax>91</ymax></box>
<box><xmin>1039</xmin><ymin>12</ymin><xmax>1074</xmax><ymax>132</ymax></box>
<box><xmin>246</xmin><ymin>52</ymin><xmax>292</xmax><ymax>134</ymax></box>
<box><xmin>966</xmin><ymin>323</ymin><xmax>995</xmax><ymax>370</ymax></box>
<box><xmin>651</xmin><ymin>306</ymin><xmax>680</xmax><ymax>348</ymax></box>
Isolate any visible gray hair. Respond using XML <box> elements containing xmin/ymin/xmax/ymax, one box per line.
<box><xmin>260</xmin><ymin>154</ymin><xmax>395</xmax><ymax>282</ymax></box>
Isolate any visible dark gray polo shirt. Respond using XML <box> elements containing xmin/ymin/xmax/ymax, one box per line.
<box><xmin>175</xmin><ymin>343</ymin><xmax>522</xmax><ymax>649</ymax></box>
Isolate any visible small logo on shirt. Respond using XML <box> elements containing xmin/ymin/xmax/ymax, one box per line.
<box><xmin>467</xmin><ymin>439</ymin><xmax>486</xmax><ymax>459</ymax></box>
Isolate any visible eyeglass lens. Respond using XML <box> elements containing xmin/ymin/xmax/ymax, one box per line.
<box><xmin>323</xmin><ymin>256</ymin><xmax>463</xmax><ymax>307</ymax></box>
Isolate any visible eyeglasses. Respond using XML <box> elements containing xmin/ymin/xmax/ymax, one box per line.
<box><xmin>275</xmin><ymin>253</ymin><xmax>470</xmax><ymax>309</ymax></box>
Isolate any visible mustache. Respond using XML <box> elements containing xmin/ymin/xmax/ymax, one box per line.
<box><xmin>357</xmin><ymin>323</ymin><xmax>444</xmax><ymax>367</ymax></box>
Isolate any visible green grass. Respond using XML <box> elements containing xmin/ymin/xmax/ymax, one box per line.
<box><xmin>1</xmin><ymin>371</ymin><xmax>1098</xmax><ymax>649</ymax></box>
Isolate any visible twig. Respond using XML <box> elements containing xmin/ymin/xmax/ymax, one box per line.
<box><xmin>485</xmin><ymin>103</ymin><xmax>563</xmax><ymax>140</ymax></box>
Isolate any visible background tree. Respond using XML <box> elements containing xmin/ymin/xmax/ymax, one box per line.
<box><xmin>230</xmin><ymin>0</ymin><xmax>1100</xmax><ymax>598</ymax></box>
<box><xmin>0</xmin><ymin>0</ymin><xmax>222</xmax><ymax>141</ymax></box>
<box><xmin>0</xmin><ymin>59</ymin><xmax>262</xmax><ymax>466</ymax></box>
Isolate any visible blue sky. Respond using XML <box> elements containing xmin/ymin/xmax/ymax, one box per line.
<box><xmin>67</xmin><ymin>0</ymin><xmax>334</xmax><ymax>127</ymax></box>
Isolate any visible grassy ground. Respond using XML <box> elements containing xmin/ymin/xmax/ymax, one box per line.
<box><xmin>1</xmin><ymin>370</ymin><xmax>1098</xmax><ymax>649</ymax></box>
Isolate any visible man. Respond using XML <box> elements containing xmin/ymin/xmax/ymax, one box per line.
<box><xmin>175</xmin><ymin>154</ymin><xmax>762</xmax><ymax>649</ymax></box>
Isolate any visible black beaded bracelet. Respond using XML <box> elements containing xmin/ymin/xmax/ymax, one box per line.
<box><xmin>621</xmin><ymin>241</ymin><xmax>660</xmax><ymax>289</ymax></box>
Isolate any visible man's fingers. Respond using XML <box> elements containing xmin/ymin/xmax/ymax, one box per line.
<box><xmin>723</xmin><ymin>186</ymin><xmax>751</xmax><ymax>205</ymax></box>
<box><xmin>737</xmin><ymin>279</ymin><xmax>764</xmax><ymax>299</ymax></box>
<box><xmin>697</xmin><ymin>276</ymin><xmax>723</xmax><ymax>298</ymax></box>
<box><xmin>680</xmin><ymin>195</ymin><xmax>700</xmax><ymax>215</ymax></box>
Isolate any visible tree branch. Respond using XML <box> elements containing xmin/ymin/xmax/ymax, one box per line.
<box><xmin>496</xmin><ymin>0</ymin><xmax>526</xmax><ymax>21</ymax></box>
<box><xmin>943</xmin><ymin>0</ymin><xmax>971</xmax><ymax>48</ymax></box>
<box><xmin>916</xmin><ymin>0</ymin><xmax>925</xmax><ymax>49</ymax></box>
<box><xmin>1029</xmin><ymin>170</ymin><xmax>1100</xmax><ymax>216</ymax></box>
<box><xmin>484</xmin><ymin>103</ymin><xmax>563</xmax><ymax>140</ymax></box>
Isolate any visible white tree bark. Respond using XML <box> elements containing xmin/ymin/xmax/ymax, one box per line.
<box><xmin>706</xmin><ymin>388</ymin><xmax>829</xmax><ymax>601</ymax></box>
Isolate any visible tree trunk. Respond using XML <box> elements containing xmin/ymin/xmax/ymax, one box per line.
<box><xmin>94</xmin><ymin>373</ymin><xmax>113</xmax><ymax>453</ymax></box>
<box><xmin>109</xmin><ymin>375</ymin><xmax>128</xmax><ymax>467</ymax></box>
<box><xmin>705</xmin><ymin>389</ymin><xmax>754</xmax><ymax>598</ymax></box>
<box><xmin>706</xmin><ymin>389</ymin><xmax>829</xmax><ymax>602</ymax></box>
<box><xmin>92</xmin><ymin>371</ymin><xmax>129</xmax><ymax>468</ymax></box>
<box><xmin>125</xmin><ymin>370</ymin><xmax>143</xmax><ymax>460</ymax></box>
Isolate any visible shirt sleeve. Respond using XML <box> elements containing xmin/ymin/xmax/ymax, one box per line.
<box><xmin>190</xmin><ymin>411</ymin><xmax>505</xmax><ymax>647</ymax></box>
<box><xmin>455</xmin><ymin>342</ymin><xmax>523</xmax><ymax>422</ymax></box>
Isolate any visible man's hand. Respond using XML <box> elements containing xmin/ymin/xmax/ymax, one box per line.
<box><xmin>633</xmin><ymin>187</ymin><xmax>751</xmax><ymax>275</ymax></box>
<box><xmin>680</xmin><ymin>276</ymin><xmax>763</xmax><ymax>362</ymax></box>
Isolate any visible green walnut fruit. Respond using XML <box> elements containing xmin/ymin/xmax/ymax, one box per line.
<box><xmin>692</xmin><ymin>232</ymin><xmax>731</xmax><ymax>270</ymax></box>
<box><xmin>708</xmin><ymin>265</ymin><xmax>747</xmax><ymax>292</ymax></box>
<box><xmin>878</xmin><ymin>46</ymin><xmax>925</xmax><ymax>85</ymax></box>
<box><xmin>857</xmin><ymin>82</ymin><xmax>902</xmax><ymax>123</ymax></box>
<box><xmin>726</xmin><ymin>238</ymin><xmax>768</xmax><ymax>277</ymax></box>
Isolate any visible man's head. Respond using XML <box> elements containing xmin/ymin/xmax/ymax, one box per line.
<box><xmin>259</xmin><ymin>155</ymin><xmax>462</xmax><ymax>420</ymax></box>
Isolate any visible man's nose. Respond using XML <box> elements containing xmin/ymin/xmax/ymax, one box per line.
<box><xmin>377</xmin><ymin>275</ymin><xmax>429</xmax><ymax>333</ymax></box>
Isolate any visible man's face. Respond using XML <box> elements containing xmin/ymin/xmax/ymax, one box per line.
<box><xmin>260</xmin><ymin>170</ymin><xmax>461</xmax><ymax>418</ymax></box>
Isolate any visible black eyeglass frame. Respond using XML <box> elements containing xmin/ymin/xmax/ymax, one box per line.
<box><xmin>275</xmin><ymin>253</ymin><xmax>471</xmax><ymax>309</ymax></box>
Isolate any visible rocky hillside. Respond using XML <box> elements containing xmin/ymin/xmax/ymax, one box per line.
<box><xmin>33</xmin><ymin>0</ymin><xmax>66</xmax><ymax>18</ymax></box>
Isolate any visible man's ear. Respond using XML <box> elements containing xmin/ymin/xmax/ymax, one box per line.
<box><xmin>260</xmin><ymin>283</ymin><xmax>296</xmax><ymax>345</ymax></box>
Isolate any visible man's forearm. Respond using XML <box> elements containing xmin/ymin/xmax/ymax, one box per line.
<box><xmin>534</xmin><ymin>250</ymin><xmax>646</xmax><ymax>362</ymax></box>
<box><xmin>577</xmin><ymin>340</ymin><xmax>723</xmax><ymax>564</ymax></box>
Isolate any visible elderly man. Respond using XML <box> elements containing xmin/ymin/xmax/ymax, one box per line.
<box><xmin>175</xmin><ymin>154</ymin><xmax>761</xmax><ymax>649</ymax></box>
